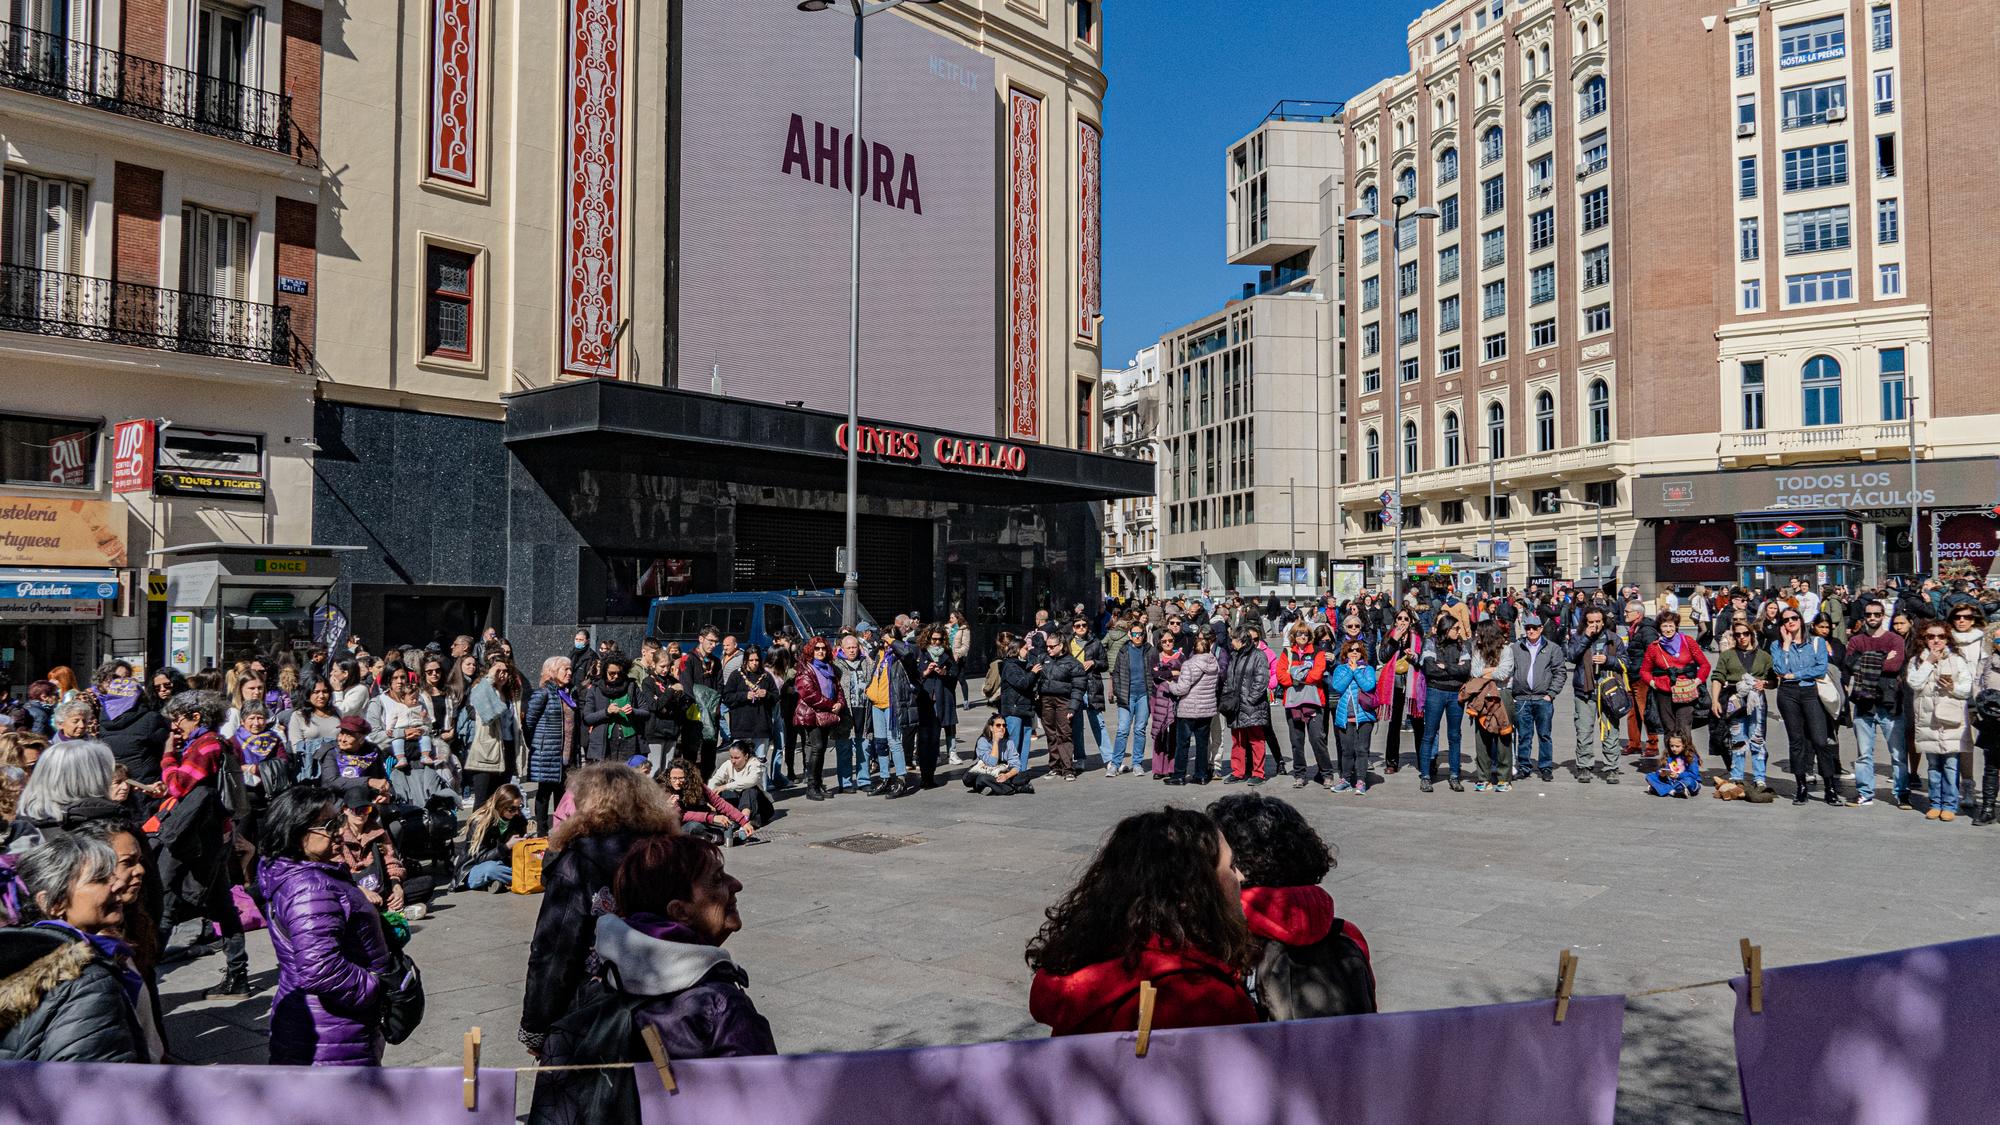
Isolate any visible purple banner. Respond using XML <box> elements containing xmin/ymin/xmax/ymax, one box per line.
<box><xmin>1733</xmin><ymin>935</ymin><xmax>2000</xmax><ymax>1125</ymax></box>
<box><xmin>638</xmin><ymin>997</ymin><xmax>1624</xmax><ymax>1125</ymax></box>
<box><xmin>0</xmin><ymin>1062</ymin><xmax>518</xmax><ymax>1125</ymax></box>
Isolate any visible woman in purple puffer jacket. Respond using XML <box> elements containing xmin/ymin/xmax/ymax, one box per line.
<box><xmin>257</xmin><ymin>784</ymin><xmax>392</xmax><ymax>1066</ymax></box>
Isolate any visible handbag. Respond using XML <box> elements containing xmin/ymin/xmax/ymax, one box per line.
<box><xmin>255</xmin><ymin>755</ymin><xmax>296</xmax><ymax>797</ymax></box>
<box><xmin>1812</xmin><ymin>639</ymin><xmax>1845</xmax><ymax>717</ymax></box>
<box><xmin>1670</xmin><ymin>678</ymin><xmax>1700</xmax><ymax>705</ymax></box>
<box><xmin>377</xmin><ymin>948</ymin><xmax>426</xmax><ymax>1045</ymax></box>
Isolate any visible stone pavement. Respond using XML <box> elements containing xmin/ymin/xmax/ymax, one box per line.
<box><xmin>160</xmin><ymin>704</ymin><xmax>2000</xmax><ymax>1123</ymax></box>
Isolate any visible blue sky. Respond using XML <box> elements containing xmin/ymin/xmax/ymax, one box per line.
<box><xmin>1100</xmin><ymin>2</ymin><xmax>1430</xmax><ymax>367</ymax></box>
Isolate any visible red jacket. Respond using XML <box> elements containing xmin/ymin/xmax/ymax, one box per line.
<box><xmin>791</xmin><ymin>663</ymin><xmax>844</xmax><ymax>729</ymax></box>
<box><xmin>1639</xmin><ymin>632</ymin><xmax>1711</xmax><ymax>693</ymax></box>
<box><xmin>1241</xmin><ymin>884</ymin><xmax>1371</xmax><ymax>965</ymax></box>
<box><xmin>1029</xmin><ymin>938</ymin><xmax>1255</xmax><ymax>1037</ymax></box>
<box><xmin>1274</xmin><ymin>646</ymin><xmax>1329</xmax><ymax>708</ymax></box>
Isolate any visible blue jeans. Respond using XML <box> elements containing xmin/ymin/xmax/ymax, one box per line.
<box><xmin>1175</xmin><ymin>717</ymin><xmax>1212</xmax><ymax>782</ymax></box>
<box><xmin>1512</xmin><ymin>698</ymin><xmax>1554</xmax><ymax>769</ymax></box>
<box><xmin>1727</xmin><ymin>698</ymin><xmax>1769</xmax><ymax>784</ymax></box>
<box><xmin>1927</xmin><ymin>753</ymin><xmax>1960</xmax><ymax>813</ymax></box>
<box><xmin>391</xmin><ymin>734</ymin><xmax>434</xmax><ymax>767</ymax></box>
<box><xmin>1850</xmin><ymin>709</ymin><xmax>1906</xmax><ymax>801</ymax></box>
<box><xmin>870</xmin><ymin>707</ymin><xmax>909</xmax><ymax>778</ymax></box>
<box><xmin>1111</xmin><ymin>698</ymin><xmax>1149</xmax><ymax>770</ymax></box>
<box><xmin>1419</xmin><ymin>692</ymin><xmax>1465</xmax><ymax>779</ymax></box>
<box><xmin>1004</xmin><ymin>715</ymin><xmax>1032</xmax><ymax>773</ymax></box>
<box><xmin>1071</xmin><ymin>707</ymin><xmax>1106</xmax><ymax>766</ymax></box>
<box><xmin>466</xmin><ymin>860</ymin><xmax>511</xmax><ymax>890</ymax></box>
<box><xmin>838</xmin><ymin>730</ymin><xmax>868</xmax><ymax>788</ymax></box>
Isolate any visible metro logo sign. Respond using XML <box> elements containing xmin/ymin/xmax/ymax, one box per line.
<box><xmin>1776</xmin><ymin>521</ymin><xmax>1804</xmax><ymax>539</ymax></box>
<box><xmin>111</xmin><ymin>420</ymin><xmax>156</xmax><ymax>494</ymax></box>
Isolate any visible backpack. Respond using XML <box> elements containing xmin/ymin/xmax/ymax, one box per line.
<box><xmin>1595</xmin><ymin>670</ymin><xmax>1633</xmax><ymax>721</ymax></box>
<box><xmin>982</xmin><ymin>660</ymin><xmax>1002</xmax><ymax>704</ymax></box>
<box><xmin>1248</xmin><ymin>917</ymin><xmax>1378</xmax><ymax>1022</ymax></box>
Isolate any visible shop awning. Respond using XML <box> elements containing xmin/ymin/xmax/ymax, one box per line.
<box><xmin>0</xmin><ymin>568</ymin><xmax>120</xmax><ymax>599</ymax></box>
<box><xmin>503</xmin><ymin>380</ymin><xmax>1154</xmax><ymax>504</ymax></box>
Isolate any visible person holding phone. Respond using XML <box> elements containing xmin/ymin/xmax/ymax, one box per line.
<box><xmin>1907</xmin><ymin>622</ymin><xmax>1974</xmax><ymax>822</ymax></box>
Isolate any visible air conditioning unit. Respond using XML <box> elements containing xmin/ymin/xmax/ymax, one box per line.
<box><xmin>1825</xmin><ymin>104</ymin><xmax>1848</xmax><ymax>122</ymax></box>
<box><xmin>1736</xmin><ymin>122</ymin><xmax>1757</xmax><ymax>138</ymax></box>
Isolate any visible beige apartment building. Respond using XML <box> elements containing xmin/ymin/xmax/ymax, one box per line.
<box><xmin>0</xmin><ymin>0</ymin><xmax>327</xmax><ymax>679</ymax></box>
<box><xmin>308</xmin><ymin>0</ymin><xmax>1139</xmax><ymax>653</ymax></box>
<box><xmin>1101</xmin><ymin>345</ymin><xmax>1162</xmax><ymax>597</ymax></box>
<box><xmin>1157</xmin><ymin>103</ymin><xmax>1346</xmax><ymax>597</ymax></box>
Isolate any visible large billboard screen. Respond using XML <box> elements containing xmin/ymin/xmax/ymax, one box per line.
<box><xmin>676</xmin><ymin>1</ymin><xmax>998</xmax><ymax>436</ymax></box>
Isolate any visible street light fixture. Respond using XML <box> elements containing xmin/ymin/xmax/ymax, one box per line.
<box><xmin>1346</xmin><ymin>195</ymin><xmax>1440</xmax><ymax>606</ymax></box>
<box><xmin>798</xmin><ymin>0</ymin><xmax>945</xmax><ymax>627</ymax></box>
<box><xmin>1547</xmin><ymin>494</ymin><xmax>1610</xmax><ymax>594</ymax></box>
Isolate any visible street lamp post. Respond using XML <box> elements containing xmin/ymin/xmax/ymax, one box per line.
<box><xmin>1348</xmin><ymin>197</ymin><xmax>1440</xmax><ymax>606</ymax></box>
<box><xmin>799</xmin><ymin>0</ymin><xmax>943</xmax><ymax>628</ymax></box>
<box><xmin>1549</xmin><ymin>495</ymin><xmax>1608</xmax><ymax>592</ymax></box>
<box><xmin>1905</xmin><ymin>386</ymin><xmax>1920</xmax><ymax>572</ymax></box>
<box><xmin>1483</xmin><ymin>438</ymin><xmax>1497</xmax><ymax>589</ymax></box>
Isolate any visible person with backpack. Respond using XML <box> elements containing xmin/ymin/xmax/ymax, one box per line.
<box><xmin>1843</xmin><ymin>599</ymin><xmax>1907</xmax><ymax>808</ymax></box>
<box><xmin>1467</xmin><ymin>621</ymin><xmax>1516</xmax><ymax>792</ymax></box>
<box><xmin>1566</xmin><ymin>607</ymin><xmax>1627</xmax><ymax>784</ymax></box>
<box><xmin>1207</xmin><ymin>794</ymin><xmax>1374</xmax><ymax>1019</ymax></box>
<box><xmin>529</xmin><ymin>833</ymin><xmax>775</xmax><ymax>1124</ymax></box>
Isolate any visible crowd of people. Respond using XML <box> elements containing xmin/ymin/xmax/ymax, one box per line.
<box><xmin>0</xmin><ymin>568</ymin><xmax>1990</xmax><ymax>1079</ymax></box>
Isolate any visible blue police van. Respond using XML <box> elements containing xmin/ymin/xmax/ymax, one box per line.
<box><xmin>645</xmin><ymin>590</ymin><xmax>881</xmax><ymax>649</ymax></box>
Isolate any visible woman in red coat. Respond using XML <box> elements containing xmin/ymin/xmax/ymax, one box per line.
<box><xmin>790</xmin><ymin>636</ymin><xmax>846</xmax><ymax>802</ymax></box>
<box><xmin>1638</xmin><ymin>611</ymin><xmax>1712</xmax><ymax>759</ymax></box>
<box><xmin>1026</xmin><ymin>807</ymin><xmax>1256</xmax><ymax>1036</ymax></box>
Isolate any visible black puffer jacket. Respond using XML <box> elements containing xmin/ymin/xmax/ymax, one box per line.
<box><xmin>521</xmin><ymin>829</ymin><xmax>654</xmax><ymax>1048</ymax></box>
<box><xmin>997</xmin><ymin>658</ymin><xmax>1039</xmax><ymax>720</ymax></box>
<box><xmin>98</xmin><ymin>704</ymin><xmax>169</xmax><ymax>785</ymax></box>
<box><xmin>0</xmin><ymin>927</ymin><xmax>143</xmax><ymax>1062</ymax></box>
<box><xmin>1071</xmin><ymin>637</ymin><xmax>1108</xmax><ymax>711</ymax></box>
<box><xmin>1030</xmin><ymin>652</ymin><xmax>1086</xmax><ymax>710</ymax></box>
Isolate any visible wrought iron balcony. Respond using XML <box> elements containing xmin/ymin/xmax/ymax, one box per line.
<box><xmin>0</xmin><ymin>263</ymin><xmax>296</xmax><ymax>367</ymax></box>
<box><xmin>0</xmin><ymin>21</ymin><xmax>294</xmax><ymax>153</ymax></box>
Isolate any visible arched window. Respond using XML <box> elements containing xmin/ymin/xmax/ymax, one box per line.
<box><xmin>1396</xmin><ymin>166</ymin><xmax>1417</xmax><ymax>200</ymax></box>
<box><xmin>1524</xmin><ymin>51</ymin><xmax>1537</xmax><ymax>80</ymax></box>
<box><xmin>1361</xmin><ymin>184</ymin><xmax>1380</xmax><ymax>216</ymax></box>
<box><xmin>1539</xmin><ymin>45</ymin><xmax>1552</xmax><ymax>74</ymax></box>
<box><xmin>1588</xmin><ymin>379</ymin><xmax>1611</xmax><ymax>444</ymax></box>
<box><xmin>1802</xmin><ymin>355</ymin><xmax>1843</xmax><ymax>426</ymax></box>
<box><xmin>1365</xmin><ymin>428</ymin><xmax>1381</xmax><ymax>479</ymax></box>
<box><xmin>1535</xmin><ymin>391</ymin><xmax>1556</xmax><ymax>451</ymax></box>
<box><xmin>1576</xmin><ymin>20</ymin><xmax>1590</xmax><ymax>53</ymax></box>
<box><xmin>1434</xmin><ymin>98</ymin><xmax>1444</xmax><ymax>122</ymax></box>
<box><xmin>1437</xmin><ymin>147</ymin><xmax>1459</xmax><ymax>184</ymax></box>
<box><xmin>1593</xmin><ymin>14</ymin><xmax>1605</xmax><ymax>47</ymax></box>
<box><xmin>1486</xmin><ymin>402</ymin><xmax>1507</xmax><ymax>459</ymax></box>
<box><xmin>1481</xmin><ymin>126</ymin><xmax>1504</xmax><ymax>164</ymax></box>
<box><xmin>1477</xmin><ymin>75</ymin><xmax>1489</xmax><ymax>105</ymax></box>
<box><xmin>1580</xmin><ymin>76</ymin><xmax>1607</xmax><ymax>120</ymax></box>
<box><xmin>1443</xmin><ymin>410</ymin><xmax>1462</xmax><ymax>467</ymax></box>
<box><xmin>1446</xmin><ymin>92</ymin><xmax>1457</xmax><ymax>120</ymax></box>
<box><xmin>1528</xmin><ymin>102</ymin><xmax>1553</xmax><ymax>142</ymax></box>
<box><xmin>1402</xmin><ymin>419</ymin><xmax>1420</xmax><ymax>474</ymax></box>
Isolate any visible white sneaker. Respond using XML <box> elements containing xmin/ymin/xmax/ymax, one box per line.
<box><xmin>1105</xmin><ymin>765</ymin><xmax>1118</xmax><ymax>778</ymax></box>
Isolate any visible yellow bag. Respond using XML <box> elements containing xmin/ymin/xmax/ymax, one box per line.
<box><xmin>510</xmin><ymin>838</ymin><xmax>549</xmax><ymax>895</ymax></box>
<box><xmin>865</xmin><ymin>657</ymin><xmax>892</xmax><ymax>709</ymax></box>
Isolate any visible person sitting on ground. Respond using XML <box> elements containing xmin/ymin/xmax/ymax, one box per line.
<box><xmin>530</xmin><ymin>833</ymin><xmax>775</xmax><ymax>1123</ymax></box>
<box><xmin>314</xmin><ymin>716</ymin><xmax>389</xmax><ymax>797</ymax></box>
<box><xmin>1206</xmin><ymin>793</ymin><xmax>1375</xmax><ymax>1020</ymax></box>
<box><xmin>331</xmin><ymin>785</ymin><xmax>431</xmax><ymax>920</ymax></box>
<box><xmin>457</xmin><ymin>784</ymin><xmax>527</xmax><ymax>893</ymax></box>
<box><xmin>258</xmin><ymin>784</ymin><xmax>393</xmax><ymax>1067</ymax></box>
<box><xmin>964</xmin><ymin>714</ymin><xmax>1031</xmax><ymax>796</ymax></box>
<box><xmin>0</xmin><ymin>834</ymin><xmax>146</xmax><ymax>1061</ymax></box>
<box><xmin>706</xmin><ymin>741</ymin><xmax>772</xmax><ymax>827</ymax></box>
<box><xmin>519</xmin><ymin>762</ymin><xmax>682</xmax><ymax>1058</ymax></box>
<box><xmin>1026</xmin><ymin>806</ymin><xmax>1256</xmax><ymax>1036</ymax></box>
<box><xmin>1644</xmin><ymin>735</ymin><xmax>1703</xmax><ymax>798</ymax></box>
<box><xmin>663</xmin><ymin>758</ymin><xmax>754</xmax><ymax>846</ymax></box>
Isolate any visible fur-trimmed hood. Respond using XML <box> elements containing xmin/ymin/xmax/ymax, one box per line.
<box><xmin>0</xmin><ymin>928</ymin><xmax>99</xmax><ymax>1033</ymax></box>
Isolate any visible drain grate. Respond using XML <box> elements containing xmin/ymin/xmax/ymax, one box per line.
<box><xmin>812</xmin><ymin>833</ymin><xmax>925</xmax><ymax>855</ymax></box>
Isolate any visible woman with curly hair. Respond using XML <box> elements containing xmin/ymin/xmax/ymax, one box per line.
<box><xmin>517</xmin><ymin>762</ymin><xmax>680</xmax><ymax>1057</ymax></box>
<box><xmin>1207</xmin><ymin>794</ymin><xmax>1375</xmax><ymax>1020</ymax></box>
<box><xmin>1026</xmin><ymin>806</ymin><xmax>1255</xmax><ymax>1036</ymax></box>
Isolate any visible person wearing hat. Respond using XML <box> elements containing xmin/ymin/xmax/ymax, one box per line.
<box><xmin>1508</xmin><ymin>614</ymin><xmax>1563</xmax><ymax>782</ymax></box>
<box><xmin>312</xmin><ymin>715</ymin><xmax>389</xmax><ymax>796</ymax></box>
<box><xmin>331</xmin><ymin>782</ymin><xmax>431</xmax><ymax>919</ymax></box>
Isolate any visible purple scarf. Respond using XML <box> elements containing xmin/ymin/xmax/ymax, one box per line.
<box><xmin>810</xmin><ymin>658</ymin><xmax>836</xmax><ymax>701</ymax></box>
<box><xmin>99</xmin><ymin>677</ymin><xmax>141</xmax><ymax>723</ymax></box>
<box><xmin>234</xmin><ymin>728</ymin><xmax>285</xmax><ymax>765</ymax></box>
<box><xmin>554</xmin><ymin>686</ymin><xmax>577</xmax><ymax>710</ymax></box>
<box><xmin>622</xmin><ymin>912</ymin><xmax>716</xmax><ymax>947</ymax></box>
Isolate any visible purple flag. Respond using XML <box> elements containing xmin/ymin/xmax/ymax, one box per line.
<box><xmin>1732</xmin><ymin>934</ymin><xmax>2000</xmax><ymax>1125</ymax></box>
<box><xmin>638</xmin><ymin>997</ymin><xmax>1624</xmax><ymax>1125</ymax></box>
<box><xmin>0</xmin><ymin>1061</ymin><xmax>518</xmax><ymax>1125</ymax></box>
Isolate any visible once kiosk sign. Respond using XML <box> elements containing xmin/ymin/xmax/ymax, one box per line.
<box><xmin>833</xmin><ymin>423</ymin><xmax>1027</xmax><ymax>475</ymax></box>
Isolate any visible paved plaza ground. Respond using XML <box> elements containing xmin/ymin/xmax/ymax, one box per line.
<box><xmin>160</xmin><ymin>705</ymin><xmax>2000</xmax><ymax>1122</ymax></box>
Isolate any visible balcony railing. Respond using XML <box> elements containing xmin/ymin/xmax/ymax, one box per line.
<box><xmin>0</xmin><ymin>21</ymin><xmax>294</xmax><ymax>153</ymax></box>
<box><xmin>1722</xmin><ymin>422</ymin><xmax>1912</xmax><ymax>459</ymax></box>
<box><xmin>0</xmin><ymin>263</ymin><xmax>294</xmax><ymax>366</ymax></box>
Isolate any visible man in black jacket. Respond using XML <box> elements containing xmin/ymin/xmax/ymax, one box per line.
<box><xmin>1066</xmin><ymin>617</ymin><xmax>1108</xmax><ymax>772</ymax></box>
<box><xmin>1028</xmin><ymin>630</ymin><xmax>1084</xmax><ymax>780</ymax></box>
<box><xmin>1567</xmin><ymin>607</ymin><xmax>1627</xmax><ymax>783</ymax></box>
<box><xmin>1619</xmin><ymin>601</ymin><xmax>1661</xmax><ymax>755</ymax></box>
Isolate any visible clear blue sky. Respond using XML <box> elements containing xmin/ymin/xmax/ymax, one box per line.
<box><xmin>1100</xmin><ymin>2</ymin><xmax>1429</xmax><ymax>367</ymax></box>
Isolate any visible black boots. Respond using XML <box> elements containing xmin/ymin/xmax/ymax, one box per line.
<box><xmin>1976</xmin><ymin>769</ymin><xmax>1999</xmax><ymax>827</ymax></box>
<box><xmin>206</xmin><ymin>970</ymin><xmax>252</xmax><ymax>1001</ymax></box>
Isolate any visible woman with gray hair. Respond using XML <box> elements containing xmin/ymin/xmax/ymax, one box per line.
<box><xmin>0</xmin><ymin>834</ymin><xmax>146</xmax><ymax>1061</ymax></box>
<box><xmin>13</xmin><ymin>741</ymin><xmax>123</xmax><ymax>842</ymax></box>
<box><xmin>49</xmin><ymin>698</ymin><xmax>96</xmax><ymax>743</ymax></box>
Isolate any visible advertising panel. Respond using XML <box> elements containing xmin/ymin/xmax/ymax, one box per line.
<box><xmin>1654</xmin><ymin>521</ymin><xmax>1737</xmax><ymax>583</ymax></box>
<box><xmin>675</xmin><ymin>0</ymin><xmax>997</xmax><ymax>436</ymax></box>
<box><xmin>1933</xmin><ymin>513</ymin><xmax>2000</xmax><ymax>581</ymax></box>
<box><xmin>111</xmin><ymin>419</ymin><xmax>157</xmax><ymax>493</ymax></box>
<box><xmin>154</xmin><ymin>429</ymin><xmax>265</xmax><ymax>499</ymax></box>
<box><xmin>46</xmin><ymin>430</ymin><xmax>92</xmax><ymax>487</ymax></box>
<box><xmin>0</xmin><ymin>496</ymin><xmax>128</xmax><ymax>567</ymax></box>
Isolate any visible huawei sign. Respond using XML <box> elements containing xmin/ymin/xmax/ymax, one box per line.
<box><xmin>111</xmin><ymin>419</ymin><xmax>156</xmax><ymax>494</ymax></box>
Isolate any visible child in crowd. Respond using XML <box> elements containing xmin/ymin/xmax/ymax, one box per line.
<box><xmin>1645</xmin><ymin>735</ymin><xmax>1702</xmax><ymax>798</ymax></box>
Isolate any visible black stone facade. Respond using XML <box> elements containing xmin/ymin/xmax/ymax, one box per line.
<box><xmin>314</xmin><ymin>399</ymin><xmax>1105</xmax><ymax>661</ymax></box>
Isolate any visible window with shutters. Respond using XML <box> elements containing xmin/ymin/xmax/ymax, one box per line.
<box><xmin>424</xmin><ymin>245</ymin><xmax>477</xmax><ymax>359</ymax></box>
<box><xmin>1</xmin><ymin>171</ymin><xmax>88</xmax><ymax>275</ymax></box>
<box><xmin>180</xmin><ymin>205</ymin><xmax>252</xmax><ymax>299</ymax></box>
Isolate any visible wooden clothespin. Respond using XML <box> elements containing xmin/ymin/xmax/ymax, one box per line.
<box><xmin>462</xmin><ymin>1026</ymin><xmax>481</xmax><ymax>1110</ymax></box>
<box><xmin>1554</xmin><ymin>951</ymin><xmax>1578</xmax><ymax>1025</ymax></box>
<box><xmin>640</xmin><ymin>1023</ymin><xmax>679</xmax><ymax>1093</ymax></box>
<box><xmin>1134</xmin><ymin>980</ymin><xmax>1159</xmax><ymax>1057</ymax></box>
<box><xmin>1739</xmin><ymin>938</ymin><xmax>1764</xmax><ymax>1015</ymax></box>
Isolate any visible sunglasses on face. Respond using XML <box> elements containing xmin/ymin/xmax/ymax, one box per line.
<box><xmin>1782</xmin><ymin>615</ymin><xmax>1801</xmax><ymax>623</ymax></box>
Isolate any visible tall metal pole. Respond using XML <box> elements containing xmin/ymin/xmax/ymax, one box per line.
<box><xmin>1595</xmin><ymin>501</ymin><xmax>1604</xmax><ymax>593</ymax></box>
<box><xmin>1907</xmin><ymin>388</ymin><xmax>1919</xmax><ymax>574</ymax></box>
<box><xmin>1487</xmin><ymin>440</ymin><xmax>1496</xmax><ymax>586</ymax></box>
<box><xmin>1383</xmin><ymin>216</ymin><xmax>1403</xmax><ymax>607</ymax></box>
<box><xmin>840</xmin><ymin>5</ymin><xmax>865</xmax><ymax>628</ymax></box>
<box><xmin>1288</xmin><ymin>475</ymin><xmax>1297</xmax><ymax>598</ymax></box>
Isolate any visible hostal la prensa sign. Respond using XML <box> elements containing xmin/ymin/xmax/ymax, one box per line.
<box><xmin>834</xmin><ymin>423</ymin><xmax>1027</xmax><ymax>473</ymax></box>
